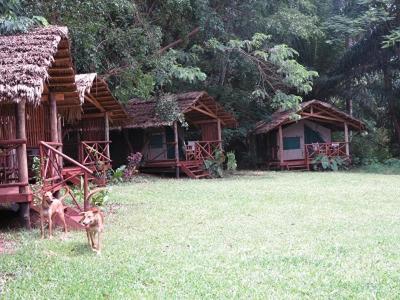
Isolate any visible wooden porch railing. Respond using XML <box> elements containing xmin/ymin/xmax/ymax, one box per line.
<box><xmin>186</xmin><ymin>140</ymin><xmax>222</xmax><ymax>161</ymax></box>
<box><xmin>39</xmin><ymin>141</ymin><xmax>93</xmax><ymax>210</ymax></box>
<box><xmin>305</xmin><ymin>142</ymin><xmax>348</xmax><ymax>164</ymax></box>
<box><xmin>0</xmin><ymin>139</ymin><xmax>27</xmax><ymax>187</ymax></box>
<box><xmin>79</xmin><ymin>141</ymin><xmax>111</xmax><ymax>170</ymax></box>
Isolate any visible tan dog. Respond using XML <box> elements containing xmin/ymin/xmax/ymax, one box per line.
<box><xmin>40</xmin><ymin>191</ymin><xmax>68</xmax><ymax>239</ymax></box>
<box><xmin>80</xmin><ymin>207</ymin><xmax>104</xmax><ymax>254</ymax></box>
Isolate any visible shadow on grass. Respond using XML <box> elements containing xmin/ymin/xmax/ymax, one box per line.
<box><xmin>69</xmin><ymin>242</ymin><xmax>92</xmax><ymax>256</ymax></box>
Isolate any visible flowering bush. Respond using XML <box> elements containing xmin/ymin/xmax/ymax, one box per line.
<box><xmin>123</xmin><ymin>152</ymin><xmax>143</xmax><ymax>181</ymax></box>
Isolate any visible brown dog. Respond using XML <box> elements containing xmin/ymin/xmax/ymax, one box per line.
<box><xmin>39</xmin><ymin>191</ymin><xmax>68</xmax><ymax>239</ymax></box>
<box><xmin>79</xmin><ymin>207</ymin><xmax>104</xmax><ymax>254</ymax></box>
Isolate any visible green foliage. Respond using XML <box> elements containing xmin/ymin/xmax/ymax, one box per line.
<box><xmin>352</xmin><ymin>127</ymin><xmax>392</xmax><ymax>165</ymax></box>
<box><xmin>110</xmin><ymin>165</ymin><xmax>126</xmax><ymax>184</ymax></box>
<box><xmin>0</xmin><ymin>0</ymin><xmax>47</xmax><ymax>35</ymax></box>
<box><xmin>204</xmin><ymin>150</ymin><xmax>226</xmax><ymax>178</ymax></box>
<box><xmin>357</xmin><ymin>158</ymin><xmax>400</xmax><ymax>174</ymax></box>
<box><xmin>312</xmin><ymin>154</ymin><xmax>347</xmax><ymax>171</ymax></box>
<box><xmin>206</xmin><ymin>33</ymin><xmax>318</xmax><ymax>111</ymax></box>
<box><xmin>226</xmin><ymin>151</ymin><xmax>237</xmax><ymax>173</ymax></box>
<box><xmin>31</xmin><ymin>156</ymin><xmax>41</xmax><ymax>183</ymax></box>
<box><xmin>154</xmin><ymin>93</ymin><xmax>187</xmax><ymax>127</ymax></box>
<box><xmin>91</xmin><ymin>188</ymin><xmax>109</xmax><ymax>207</ymax></box>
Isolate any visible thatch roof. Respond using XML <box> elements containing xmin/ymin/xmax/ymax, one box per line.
<box><xmin>0</xmin><ymin>26</ymin><xmax>80</xmax><ymax>109</ymax></box>
<box><xmin>75</xmin><ymin>73</ymin><xmax>128</xmax><ymax>123</ymax></box>
<box><xmin>254</xmin><ymin>100</ymin><xmax>365</xmax><ymax>134</ymax></box>
<box><xmin>123</xmin><ymin>91</ymin><xmax>237</xmax><ymax>129</ymax></box>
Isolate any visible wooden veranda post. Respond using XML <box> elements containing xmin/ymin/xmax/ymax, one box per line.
<box><xmin>174</xmin><ymin>121</ymin><xmax>180</xmax><ymax>179</ymax></box>
<box><xmin>104</xmin><ymin>112</ymin><xmax>110</xmax><ymax>158</ymax></box>
<box><xmin>50</xmin><ymin>93</ymin><xmax>59</xmax><ymax>143</ymax></box>
<box><xmin>50</xmin><ymin>93</ymin><xmax>60</xmax><ymax>196</ymax></box>
<box><xmin>16</xmin><ymin>101</ymin><xmax>31</xmax><ymax>229</ymax></box>
<box><xmin>278</xmin><ymin>125</ymin><xmax>284</xmax><ymax>169</ymax></box>
<box><xmin>217</xmin><ymin>119</ymin><xmax>222</xmax><ymax>149</ymax></box>
<box><xmin>344</xmin><ymin>122</ymin><xmax>350</xmax><ymax>157</ymax></box>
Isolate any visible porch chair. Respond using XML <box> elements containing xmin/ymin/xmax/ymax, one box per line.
<box><xmin>185</xmin><ymin>141</ymin><xmax>197</xmax><ymax>161</ymax></box>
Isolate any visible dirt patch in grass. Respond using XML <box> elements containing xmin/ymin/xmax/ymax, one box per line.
<box><xmin>0</xmin><ymin>272</ymin><xmax>15</xmax><ymax>295</ymax></box>
<box><xmin>0</xmin><ymin>234</ymin><xmax>16</xmax><ymax>255</ymax></box>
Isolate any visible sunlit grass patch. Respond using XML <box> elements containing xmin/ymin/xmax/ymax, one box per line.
<box><xmin>1</xmin><ymin>171</ymin><xmax>400</xmax><ymax>298</ymax></box>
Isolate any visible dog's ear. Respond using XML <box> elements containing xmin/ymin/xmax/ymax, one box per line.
<box><xmin>91</xmin><ymin>207</ymin><xmax>100</xmax><ymax>214</ymax></box>
<box><xmin>79</xmin><ymin>212</ymin><xmax>86</xmax><ymax>216</ymax></box>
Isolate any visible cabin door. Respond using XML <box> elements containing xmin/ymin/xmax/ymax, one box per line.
<box><xmin>147</xmin><ymin>130</ymin><xmax>166</xmax><ymax>161</ymax></box>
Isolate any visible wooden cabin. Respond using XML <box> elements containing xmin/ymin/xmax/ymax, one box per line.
<box><xmin>63</xmin><ymin>73</ymin><xmax>127</xmax><ymax>176</ymax></box>
<box><xmin>111</xmin><ymin>92</ymin><xmax>236</xmax><ymax>178</ymax></box>
<box><xmin>253</xmin><ymin>100</ymin><xmax>365</xmax><ymax>170</ymax></box>
<box><xmin>0</xmin><ymin>26</ymin><xmax>85</xmax><ymax>227</ymax></box>
<box><xmin>0</xmin><ymin>27</ymin><xmax>124</xmax><ymax>228</ymax></box>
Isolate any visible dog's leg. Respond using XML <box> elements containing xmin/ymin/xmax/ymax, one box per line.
<box><xmin>86</xmin><ymin>229</ymin><xmax>91</xmax><ymax>248</ymax></box>
<box><xmin>40</xmin><ymin>211</ymin><xmax>45</xmax><ymax>239</ymax></box>
<box><xmin>89</xmin><ymin>231</ymin><xmax>95</xmax><ymax>250</ymax></box>
<box><xmin>96</xmin><ymin>232</ymin><xmax>101</xmax><ymax>254</ymax></box>
<box><xmin>59</xmin><ymin>212</ymin><xmax>68</xmax><ymax>234</ymax></box>
<box><xmin>48</xmin><ymin>214</ymin><xmax>53</xmax><ymax>239</ymax></box>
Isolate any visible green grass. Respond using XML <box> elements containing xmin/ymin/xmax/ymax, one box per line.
<box><xmin>1</xmin><ymin>171</ymin><xmax>400</xmax><ymax>299</ymax></box>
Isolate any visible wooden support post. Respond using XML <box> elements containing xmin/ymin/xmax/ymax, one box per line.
<box><xmin>83</xmin><ymin>172</ymin><xmax>89</xmax><ymax>211</ymax></box>
<box><xmin>278</xmin><ymin>125</ymin><xmax>284</xmax><ymax>169</ymax></box>
<box><xmin>217</xmin><ymin>119</ymin><xmax>222</xmax><ymax>150</ymax></box>
<box><xmin>50</xmin><ymin>93</ymin><xmax>60</xmax><ymax>197</ymax></box>
<box><xmin>49</xmin><ymin>93</ymin><xmax>59</xmax><ymax>143</ymax></box>
<box><xmin>57</xmin><ymin>115</ymin><xmax>63</xmax><ymax>166</ymax></box>
<box><xmin>15</xmin><ymin>101</ymin><xmax>30</xmax><ymax>229</ymax></box>
<box><xmin>174</xmin><ymin>121</ymin><xmax>180</xmax><ymax>179</ymax></box>
<box><xmin>104</xmin><ymin>112</ymin><xmax>110</xmax><ymax>158</ymax></box>
<box><xmin>344</xmin><ymin>122</ymin><xmax>350</xmax><ymax>157</ymax></box>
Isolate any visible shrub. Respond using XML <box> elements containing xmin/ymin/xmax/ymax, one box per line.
<box><xmin>312</xmin><ymin>154</ymin><xmax>348</xmax><ymax>171</ymax></box>
<box><xmin>204</xmin><ymin>150</ymin><xmax>225</xmax><ymax>178</ymax></box>
<box><xmin>358</xmin><ymin>158</ymin><xmax>400</xmax><ymax>174</ymax></box>
<box><xmin>352</xmin><ymin>127</ymin><xmax>391</xmax><ymax>164</ymax></box>
<box><xmin>226</xmin><ymin>151</ymin><xmax>237</xmax><ymax>173</ymax></box>
<box><xmin>123</xmin><ymin>152</ymin><xmax>143</xmax><ymax>181</ymax></box>
<box><xmin>110</xmin><ymin>165</ymin><xmax>126</xmax><ymax>184</ymax></box>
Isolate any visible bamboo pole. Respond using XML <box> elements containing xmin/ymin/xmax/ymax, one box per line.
<box><xmin>217</xmin><ymin>119</ymin><xmax>222</xmax><ymax>149</ymax></box>
<box><xmin>278</xmin><ymin>125</ymin><xmax>284</xmax><ymax>169</ymax></box>
<box><xmin>49</xmin><ymin>93</ymin><xmax>58</xmax><ymax>143</ymax></box>
<box><xmin>104</xmin><ymin>112</ymin><xmax>110</xmax><ymax>158</ymax></box>
<box><xmin>344</xmin><ymin>122</ymin><xmax>350</xmax><ymax>157</ymax></box>
<box><xmin>15</xmin><ymin>101</ymin><xmax>31</xmax><ymax>229</ymax></box>
<box><xmin>174</xmin><ymin>121</ymin><xmax>180</xmax><ymax>179</ymax></box>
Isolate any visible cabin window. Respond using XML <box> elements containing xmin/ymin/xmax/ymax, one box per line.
<box><xmin>283</xmin><ymin>137</ymin><xmax>301</xmax><ymax>150</ymax></box>
<box><xmin>149</xmin><ymin>134</ymin><xmax>163</xmax><ymax>148</ymax></box>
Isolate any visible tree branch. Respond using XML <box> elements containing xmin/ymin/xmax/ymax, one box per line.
<box><xmin>158</xmin><ymin>26</ymin><xmax>200</xmax><ymax>54</ymax></box>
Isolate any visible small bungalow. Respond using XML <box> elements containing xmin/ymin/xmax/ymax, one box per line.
<box><xmin>253</xmin><ymin>100</ymin><xmax>365</xmax><ymax>170</ymax></box>
<box><xmin>111</xmin><ymin>91</ymin><xmax>236</xmax><ymax>178</ymax></box>
<box><xmin>0</xmin><ymin>27</ymin><xmax>125</xmax><ymax>228</ymax></box>
<box><xmin>63</xmin><ymin>73</ymin><xmax>127</xmax><ymax>173</ymax></box>
<box><xmin>0</xmin><ymin>26</ymin><xmax>83</xmax><ymax>227</ymax></box>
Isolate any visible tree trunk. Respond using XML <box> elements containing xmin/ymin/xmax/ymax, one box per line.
<box><xmin>383</xmin><ymin>67</ymin><xmax>400</xmax><ymax>144</ymax></box>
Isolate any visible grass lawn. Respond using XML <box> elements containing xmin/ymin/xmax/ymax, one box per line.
<box><xmin>1</xmin><ymin>171</ymin><xmax>400</xmax><ymax>299</ymax></box>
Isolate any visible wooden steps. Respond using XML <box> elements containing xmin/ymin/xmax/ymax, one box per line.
<box><xmin>30</xmin><ymin>205</ymin><xmax>84</xmax><ymax>230</ymax></box>
<box><xmin>286</xmin><ymin>164</ymin><xmax>309</xmax><ymax>171</ymax></box>
<box><xmin>180</xmin><ymin>161</ymin><xmax>210</xmax><ymax>179</ymax></box>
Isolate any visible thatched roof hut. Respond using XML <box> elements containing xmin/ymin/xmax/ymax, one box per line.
<box><xmin>75</xmin><ymin>73</ymin><xmax>127</xmax><ymax>124</ymax></box>
<box><xmin>0</xmin><ymin>25</ymin><xmax>81</xmax><ymax>120</ymax></box>
<box><xmin>254</xmin><ymin>100</ymin><xmax>365</xmax><ymax>134</ymax></box>
<box><xmin>123</xmin><ymin>91</ymin><xmax>237</xmax><ymax>129</ymax></box>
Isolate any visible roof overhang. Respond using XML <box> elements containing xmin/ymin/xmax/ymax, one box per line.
<box><xmin>254</xmin><ymin>100</ymin><xmax>365</xmax><ymax>135</ymax></box>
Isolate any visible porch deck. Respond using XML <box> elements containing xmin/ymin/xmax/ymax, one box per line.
<box><xmin>267</xmin><ymin>142</ymin><xmax>350</xmax><ymax>171</ymax></box>
<box><xmin>141</xmin><ymin>160</ymin><xmax>209</xmax><ymax>179</ymax></box>
<box><xmin>0</xmin><ymin>186</ymin><xmax>32</xmax><ymax>203</ymax></box>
